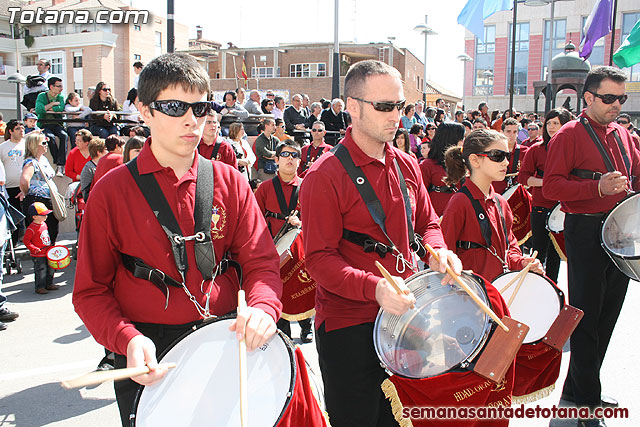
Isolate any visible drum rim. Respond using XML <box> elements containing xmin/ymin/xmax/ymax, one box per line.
<box><xmin>129</xmin><ymin>314</ymin><xmax>298</xmax><ymax>427</ymax></box>
<box><xmin>46</xmin><ymin>245</ymin><xmax>70</xmax><ymax>260</ymax></box>
<box><xmin>274</xmin><ymin>227</ymin><xmax>301</xmax><ymax>254</ymax></box>
<box><xmin>373</xmin><ymin>270</ymin><xmax>493</xmax><ymax>379</ymax></box>
<box><xmin>492</xmin><ymin>270</ymin><xmax>565</xmax><ymax>344</ymax></box>
<box><xmin>545</xmin><ymin>202</ymin><xmax>565</xmax><ymax>233</ymax></box>
<box><xmin>600</xmin><ymin>192</ymin><xmax>640</xmax><ymax>260</ymax></box>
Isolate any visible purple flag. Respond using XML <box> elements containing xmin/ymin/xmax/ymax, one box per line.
<box><xmin>580</xmin><ymin>0</ymin><xmax>613</xmax><ymax>60</ymax></box>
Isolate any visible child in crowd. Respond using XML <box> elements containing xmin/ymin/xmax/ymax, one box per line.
<box><xmin>23</xmin><ymin>202</ymin><xmax>58</xmax><ymax>294</ymax></box>
<box><xmin>23</xmin><ymin>113</ymin><xmax>40</xmax><ymax>135</ymax></box>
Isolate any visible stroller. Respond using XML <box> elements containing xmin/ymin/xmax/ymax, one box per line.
<box><xmin>1</xmin><ymin>190</ymin><xmax>25</xmax><ymax>275</ymax></box>
<box><xmin>66</xmin><ymin>182</ymin><xmax>86</xmax><ymax>260</ymax></box>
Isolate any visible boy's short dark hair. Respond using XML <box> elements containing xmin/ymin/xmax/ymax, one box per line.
<box><xmin>48</xmin><ymin>77</ymin><xmax>62</xmax><ymax>90</ymax></box>
<box><xmin>137</xmin><ymin>53</ymin><xmax>209</xmax><ymax>106</ymax></box>
<box><xmin>105</xmin><ymin>135</ymin><xmax>125</xmax><ymax>152</ymax></box>
<box><xmin>502</xmin><ymin>117</ymin><xmax>519</xmax><ymax>130</ymax></box>
<box><xmin>275</xmin><ymin>139</ymin><xmax>301</xmax><ymax>157</ymax></box>
<box><xmin>133</xmin><ymin>61</ymin><xmax>144</xmax><ymax>69</ymax></box>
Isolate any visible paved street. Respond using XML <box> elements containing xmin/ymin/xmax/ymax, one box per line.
<box><xmin>0</xmin><ymin>233</ymin><xmax>637</xmax><ymax>426</ymax></box>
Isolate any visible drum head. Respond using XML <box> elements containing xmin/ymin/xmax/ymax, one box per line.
<box><xmin>494</xmin><ymin>271</ymin><xmax>562</xmax><ymax>343</ymax></box>
<box><xmin>46</xmin><ymin>245</ymin><xmax>69</xmax><ymax>261</ymax></box>
<box><xmin>132</xmin><ymin>318</ymin><xmax>295</xmax><ymax>427</ymax></box>
<box><xmin>275</xmin><ymin>228</ymin><xmax>300</xmax><ymax>257</ymax></box>
<box><xmin>601</xmin><ymin>193</ymin><xmax>640</xmax><ymax>260</ymax></box>
<box><xmin>502</xmin><ymin>184</ymin><xmax>519</xmax><ymax>200</ymax></box>
<box><xmin>374</xmin><ymin>271</ymin><xmax>491</xmax><ymax>379</ymax></box>
<box><xmin>546</xmin><ymin>203</ymin><xmax>565</xmax><ymax>233</ymax></box>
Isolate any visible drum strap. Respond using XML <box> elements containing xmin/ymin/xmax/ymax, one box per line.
<box><xmin>536</xmin><ymin>168</ymin><xmax>544</xmax><ymax>177</ymax></box>
<box><xmin>331</xmin><ymin>144</ymin><xmax>426</xmax><ymax>261</ymax></box>
<box><xmin>271</xmin><ymin>176</ymin><xmax>299</xmax><ymax>217</ymax></box>
<box><xmin>210</xmin><ymin>141</ymin><xmax>221</xmax><ymax>160</ymax></box>
<box><xmin>508</xmin><ymin>146</ymin><xmax>521</xmax><ymax>174</ymax></box>
<box><xmin>304</xmin><ymin>146</ymin><xmax>325</xmax><ymax>171</ymax></box>
<box><xmin>428</xmin><ymin>184</ymin><xmax>456</xmax><ymax>193</ymax></box>
<box><xmin>580</xmin><ymin>117</ymin><xmax>632</xmax><ymax>179</ymax></box>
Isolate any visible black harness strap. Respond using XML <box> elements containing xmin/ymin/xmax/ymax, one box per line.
<box><xmin>304</xmin><ymin>146</ymin><xmax>325</xmax><ymax>170</ymax></box>
<box><xmin>581</xmin><ymin>117</ymin><xmax>616</xmax><ymax>173</ymax></box>
<box><xmin>210</xmin><ymin>142</ymin><xmax>221</xmax><ymax>160</ymax></box>
<box><xmin>271</xmin><ymin>176</ymin><xmax>299</xmax><ymax>216</ymax></box>
<box><xmin>457</xmin><ymin>186</ymin><xmax>509</xmax><ymax>253</ymax></box>
<box><xmin>508</xmin><ymin>146</ymin><xmax>521</xmax><ymax>174</ymax></box>
<box><xmin>536</xmin><ymin>169</ymin><xmax>544</xmax><ymax>178</ymax></box>
<box><xmin>571</xmin><ymin>169</ymin><xmax>602</xmax><ymax>181</ymax></box>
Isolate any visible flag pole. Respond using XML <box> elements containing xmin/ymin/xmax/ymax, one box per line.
<box><xmin>232</xmin><ymin>56</ymin><xmax>238</xmax><ymax>89</ymax></box>
<box><xmin>253</xmin><ymin>55</ymin><xmax>259</xmax><ymax>90</ymax></box>
<box><xmin>509</xmin><ymin>0</ymin><xmax>518</xmax><ymax>113</ymax></box>
<box><xmin>608</xmin><ymin>0</ymin><xmax>618</xmax><ymax>66</ymax></box>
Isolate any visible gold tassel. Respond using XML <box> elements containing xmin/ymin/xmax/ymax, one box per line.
<box><xmin>549</xmin><ymin>233</ymin><xmax>567</xmax><ymax>261</ymax></box>
<box><xmin>511</xmin><ymin>383</ymin><xmax>555</xmax><ymax>405</ymax></box>
<box><xmin>281</xmin><ymin>308</ymin><xmax>316</xmax><ymax>322</ymax></box>
<box><xmin>381</xmin><ymin>378</ymin><xmax>414</xmax><ymax>427</ymax></box>
<box><xmin>517</xmin><ymin>230</ymin><xmax>533</xmax><ymax>247</ymax></box>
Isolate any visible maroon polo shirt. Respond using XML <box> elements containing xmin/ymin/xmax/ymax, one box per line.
<box><xmin>92</xmin><ymin>152</ymin><xmax>123</xmax><ymax>189</ymax></box>
<box><xmin>492</xmin><ymin>143</ymin><xmax>529</xmax><ymax>195</ymax></box>
<box><xmin>543</xmin><ymin>110</ymin><xmax>640</xmax><ymax>214</ymax></box>
<box><xmin>198</xmin><ymin>137</ymin><xmax>238</xmax><ymax>169</ymax></box>
<box><xmin>518</xmin><ymin>141</ymin><xmax>556</xmax><ymax>209</ymax></box>
<box><xmin>300</xmin><ymin>127</ymin><xmax>446</xmax><ymax>332</ymax></box>
<box><xmin>521</xmin><ymin>135</ymin><xmax>542</xmax><ymax>147</ymax></box>
<box><xmin>420</xmin><ymin>158</ymin><xmax>458</xmax><ymax>217</ymax></box>
<box><xmin>441</xmin><ymin>179</ymin><xmax>524</xmax><ymax>282</ymax></box>
<box><xmin>72</xmin><ymin>140</ymin><xmax>282</xmax><ymax>355</ymax></box>
<box><xmin>298</xmin><ymin>142</ymin><xmax>333</xmax><ymax>177</ymax></box>
<box><xmin>255</xmin><ymin>174</ymin><xmax>302</xmax><ymax>238</ymax></box>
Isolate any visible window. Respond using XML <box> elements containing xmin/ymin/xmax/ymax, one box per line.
<box><xmin>289</xmin><ymin>63</ymin><xmax>326</xmax><ymax>78</ymax></box>
<box><xmin>134</xmin><ymin>54</ymin><xmax>141</xmax><ymax>60</ymax></box>
<box><xmin>134</xmin><ymin>24</ymin><xmax>141</xmax><ymax>31</ymax></box>
<box><xmin>473</xmin><ymin>26</ymin><xmax>495</xmax><ymax>96</ymax></box>
<box><xmin>155</xmin><ymin>31</ymin><xmax>162</xmax><ymax>57</ymax></box>
<box><xmin>580</xmin><ymin>16</ymin><xmax>605</xmax><ymax>66</ymax></box>
<box><xmin>75</xmin><ymin>88</ymin><xmax>83</xmax><ymax>98</ymax></box>
<box><xmin>621</xmin><ymin>12</ymin><xmax>640</xmax><ymax>82</ymax></box>
<box><xmin>21</xmin><ymin>54</ymin><xmax>38</xmax><ymax>66</ymax></box>
<box><xmin>542</xmin><ymin>18</ymin><xmax>567</xmax><ymax>79</ymax></box>
<box><xmin>251</xmin><ymin>67</ymin><xmax>276</xmax><ymax>78</ymax></box>
<box><xmin>51</xmin><ymin>57</ymin><xmax>62</xmax><ymax>74</ymax></box>
<box><xmin>57</xmin><ymin>25</ymin><xmax>66</xmax><ymax>35</ymax></box>
<box><xmin>507</xmin><ymin>22</ymin><xmax>530</xmax><ymax>95</ymax></box>
<box><xmin>73</xmin><ymin>54</ymin><xmax>82</xmax><ymax>68</ymax></box>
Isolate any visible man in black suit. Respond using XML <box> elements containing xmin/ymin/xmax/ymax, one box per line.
<box><xmin>320</xmin><ymin>98</ymin><xmax>347</xmax><ymax>145</ymax></box>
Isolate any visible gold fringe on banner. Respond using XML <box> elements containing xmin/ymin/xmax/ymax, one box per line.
<box><xmin>549</xmin><ymin>233</ymin><xmax>567</xmax><ymax>261</ymax></box>
<box><xmin>281</xmin><ymin>308</ymin><xmax>316</xmax><ymax>321</ymax></box>
<box><xmin>512</xmin><ymin>383</ymin><xmax>555</xmax><ymax>405</ymax></box>
<box><xmin>381</xmin><ymin>378</ymin><xmax>414</xmax><ymax>427</ymax></box>
<box><xmin>517</xmin><ymin>230</ymin><xmax>533</xmax><ymax>247</ymax></box>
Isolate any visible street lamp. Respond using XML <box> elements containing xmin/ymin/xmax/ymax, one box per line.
<box><xmin>482</xmin><ymin>70</ymin><xmax>494</xmax><ymax>105</ymax></box>
<box><xmin>7</xmin><ymin>72</ymin><xmax>26</xmax><ymax>121</ymax></box>
<box><xmin>457</xmin><ymin>53</ymin><xmax>473</xmax><ymax>111</ymax></box>
<box><xmin>414</xmin><ymin>16</ymin><xmax>437</xmax><ymax>103</ymax></box>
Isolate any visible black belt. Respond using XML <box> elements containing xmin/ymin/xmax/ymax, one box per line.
<box><xmin>265</xmin><ymin>209</ymin><xmax>287</xmax><ymax>220</ymax></box>
<box><xmin>428</xmin><ymin>184</ymin><xmax>456</xmax><ymax>193</ymax></box>
<box><xmin>343</xmin><ymin>229</ymin><xmax>392</xmax><ymax>258</ymax></box>
<box><xmin>456</xmin><ymin>241</ymin><xmax>485</xmax><ymax>250</ymax></box>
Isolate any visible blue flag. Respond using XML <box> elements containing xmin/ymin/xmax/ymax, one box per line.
<box><xmin>457</xmin><ymin>0</ymin><xmax>513</xmax><ymax>42</ymax></box>
<box><xmin>580</xmin><ymin>0</ymin><xmax>613</xmax><ymax>60</ymax></box>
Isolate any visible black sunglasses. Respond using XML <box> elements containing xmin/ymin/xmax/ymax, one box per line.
<box><xmin>101</xmin><ymin>87</ymin><xmax>111</xmax><ymax>92</ymax></box>
<box><xmin>311</xmin><ymin>129</ymin><xmax>324</xmax><ymax>132</ymax></box>
<box><xmin>351</xmin><ymin>97</ymin><xmax>406</xmax><ymax>112</ymax></box>
<box><xmin>617</xmin><ymin>120</ymin><xmax>629</xmax><ymax>125</ymax></box>
<box><xmin>149</xmin><ymin>100</ymin><xmax>212</xmax><ymax>118</ymax></box>
<box><xmin>587</xmin><ymin>91</ymin><xmax>628</xmax><ymax>105</ymax></box>
<box><xmin>278</xmin><ymin>151</ymin><xmax>300</xmax><ymax>158</ymax></box>
<box><xmin>527</xmin><ymin>127</ymin><xmax>537</xmax><ymax>131</ymax></box>
<box><xmin>476</xmin><ymin>150</ymin><xmax>510</xmax><ymax>162</ymax></box>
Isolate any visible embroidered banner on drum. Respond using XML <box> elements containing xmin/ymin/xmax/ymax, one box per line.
<box><xmin>278</xmin><ymin>229</ymin><xmax>317</xmax><ymax>321</ymax></box>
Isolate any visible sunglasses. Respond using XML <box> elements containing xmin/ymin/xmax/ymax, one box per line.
<box><xmin>278</xmin><ymin>151</ymin><xmax>300</xmax><ymax>158</ymax></box>
<box><xmin>617</xmin><ymin>120</ymin><xmax>629</xmax><ymax>125</ymax></box>
<box><xmin>311</xmin><ymin>129</ymin><xmax>324</xmax><ymax>132</ymax></box>
<box><xmin>351</xmin><ymin>97</ymin><xmax>406</xmax><ymax>112</ymax></box>
<box><xmin>476</xmin><ymin>149</ymin><xmax>510</xmax><ymax>162</ymax></box>
<box><xmin>426</xmin><ymin>127</ymin><xmax>436</xmax><ymax>131</ymax></box>
<box><xmin>149</xmin><ymin>100</ymin><xmax>212</xmax><ymax>118</ymax></box>
<box><xmin>587</xmin><ymin>91</ymin><xmax>628</xmax><ymax>105</ymax></box>
<box><xmin>40</xmin><ymin>140</ymin><xmax>48</xmax><ymax>146</ymax></box>
<box><xmin>267</xmin><ymin>102</ymin><xmax>274</xmax><ymax>106</ymax></box>
<box><xmin>527</xmin><ymin>128</ymin><xmax>537</xmax><ymax>131</ymax></box>
<box><xmin>101</xmin><ymin>87</ymin><xmax>111</xmax><ymax>92</ymax></box>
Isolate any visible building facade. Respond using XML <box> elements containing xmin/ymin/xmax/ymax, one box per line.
<box><xmin>462</xmin><ymin>0</ymin><xmax>639</xmax><ymax>120</ymax></box>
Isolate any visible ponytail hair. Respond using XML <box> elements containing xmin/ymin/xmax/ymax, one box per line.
<box><xmin>444</xmin><ymin>128</ymin><xmax>507</xmax><ymax>185</ymax></box>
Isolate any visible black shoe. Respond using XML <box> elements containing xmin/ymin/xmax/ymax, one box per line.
<box><xmin>0</xmin><ymin>321</ymin><xmax>6</xmax><ymax>331</ymax></box>
<box><xmin>578</xmin><ymin>418</ymin><xmax>606</xmax><ymax>427</ymax></box>
<box><xmin>561</xmin><ymin>392</ymin><xmax>618</xmax><ymax>408</ymax></box>
<box><xmin>300</xmin><ymin>330</ymin><xmax>313</xmax><ymax>343</ymax></box>
<box><xmin>0</xmin><ymin>307</ymin><xmax>18</xmax><ymax>322</ymax></box>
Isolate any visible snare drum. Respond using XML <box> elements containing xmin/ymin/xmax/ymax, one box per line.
<box><xmin>493</xmin><ymin>271</ymin><xmax>564</xmax><ymax>344</ymax></box>
<box><xmin>374</xmin><ymin>270</ymin><xmax>492</xmax><ymax>379</ymax></box>
<box><xmin>503</xmin><ymin>184</ymin><xmax>533</xmax><ymax>245</ymax></box>
<box><xmin>274</xmin><ymin>228</ymin><xmax>317</xmax><ymax>321</ymax></box>
<box><xmin>546</xmin><ymin>203</ymin><xmax>565</xmax><ymax>233</ymax></box>
<box><xmin>600</xmin><ymin>192</ymin><xmax>640</xmax><ymax>281</ymax></box>
<box><xmin>132</xmin><ymin>317</ymin><xmax>296</xmax><ymax>427</ymax></box>
<box><xmin>46</xmin><ymin>245</ymin><xmax>71</xmax><ymax>270</ymax></box>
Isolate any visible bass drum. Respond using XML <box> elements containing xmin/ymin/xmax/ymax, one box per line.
<box><xmin>600</xmin><ymin>192</ymin><xmax>640</xmax><ymax>281</ymax></box>
<box><xmin>374</xmin><ymin>270</ymin><xmax>492</xmax><ymax>379</ymax></box>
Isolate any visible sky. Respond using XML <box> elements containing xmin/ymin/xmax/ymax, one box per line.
<box><xmin>130</xmin><ymin>0</ymin><xmax>470</xmax><ymax>96</ymax></box>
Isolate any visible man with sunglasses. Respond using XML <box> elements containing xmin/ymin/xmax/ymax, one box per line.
<box><xmin>521</xmin><ymin>122</ymin><xmax>542</xmax><ymax>147</ymax></box>
<box><xmin>72</xmin><ymin>53</ymin><xmax>282</xmax><ymax>426</ymax></box>
<box><xmin>300</xmin><ymin>59</ymin><xmax>461</xmax><ymax>426</ymax></box>
<box><xmin>544</xmin><ymin>66</ymin><xmax>640</xmax><ymax>427</ymax></box>
<box><xmin>616</xmin><ymin>113</ymin><xmax>640</xmax><ymax>153</ymax></box>
<box><xmin>298</xmin><ymin>121</ymin><xmax>332</xmax><ymax>177</ymax></box>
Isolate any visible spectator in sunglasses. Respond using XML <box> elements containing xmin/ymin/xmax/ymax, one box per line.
<box><xmin>261</xmin><ymin>98</ymin><xmax>275</xmax><ymax>115</ymax></box>
<box><xmin>89</xmin><ymin>81</ymin><xmax>120</xmax><ymax>139</ymax></box>
<box><xmin>521</xmin><ymin>121</ymin><xmax>542</xmax><ymax>147</ymax></box>
<box><xmin>616</xmin><ymin>113</ymin><xmax>640</xmax><ymax>151</ymax></box>
<box><xmin>298</xmin><ymin>121</ymin><xmax>331</xmax><ymax>177</ymax></box>
<box><xmin>423</xmin><ymin>124</ymin><xmax>436</xmax><ymax>144</ymax></box>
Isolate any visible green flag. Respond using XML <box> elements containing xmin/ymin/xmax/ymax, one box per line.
<box><xmin>613</xmin><ymin>18</ymin><xmax>640</xmax><ymax>68</ymax></box>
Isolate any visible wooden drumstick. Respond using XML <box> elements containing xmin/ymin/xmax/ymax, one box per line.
<box><xmin>374</xmin><ymin>261</ymin><xmax>415</xmax><ymax>310</ymax></box>
<box><xmin>425</xmin><ymin>244</ymin><xmax>509</xmax><ymax>332</ymax></box>
<box><xmin>506</xmin><ymin>255</ymin><xmax>538</xmax><ymax>308</ymax></box>
<box><xmin>498</xmin><ymin>250</ymin><xmax>538</xmax><ymax>294</ymax></box>
<box><xmin>60</xmin><ymin>363</ymin><xmax>177</xmax><ymax>389</ymax></box>
<box><xmin>238</xmin><ymin>290</ymin><xmax>248</xmax><ymax>427</ymax></box>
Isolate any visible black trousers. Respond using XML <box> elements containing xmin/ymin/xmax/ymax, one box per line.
<box><xmin>561</xmin><ymin>214</ymin><xmax>629</xmax><ymax>407</ymax></box>
<box><xmin>113</xmin><ymin>321</ymin><xmax>198</xmax><ymax>427</ymax></box>
<box><xmin>276</xmin><ymin>317</ymin><xmax>312</xmax><ymax>339</ymax></box>
<box><xmin>316</xmin><ymin>322</ymin><xmax>395</xmax><ymax>427</ymax></box>
<box><xmin>530</xmin><ymin>206</ymin><xmax>561</xmax><ymax>283</ymax></box>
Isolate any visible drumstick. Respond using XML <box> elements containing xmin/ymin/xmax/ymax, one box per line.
<box><xmin>374</xmin><ymin>261</ymin><xmax>415</xmax><ymax>309</ymax></box>
<box><xmin>498</xmin><ymin>250</ymin><xmax>538</xmax><ymax>294</ymax></box>
<box><xmin>60</xmin><ymin>363</ymin><xmax>176</xmax><ymax>389</ymax></box>
<box><xmin>506</xmin><ymin>255</ymin><xmax>538</xmax><ymax>308</ymax></box>
<box><xmin>424</xmin><ymin>244</ymin><xmax>509</xmax><ymax>332</ymax></box>
<box><xmin>238</xmin><ymin>290</ymin><xmax>248</xmax><ymax>427</ymax></box>
<box><xmin>505</xmin><ymin>172</ymin><xmax>519</xmax><ymax>178</ymax></box>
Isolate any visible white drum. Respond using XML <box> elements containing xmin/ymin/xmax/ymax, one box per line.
<box><xmin>274</xmin><ymin>228</ymin><xmax>301</xmax><ymax>257</ymax></box>
<box><xmin>600</xmin><ymin>192</ymin><xmax>640</xmax><ymax>281</ymax></box>
<box><xmin>131</xmin><ymin>317</ymin><xmax>296</xmax><ymax>427</ymax></box>
<box><xmin>502</xmin><ymin>184</ymin><xmax>520</xmax><ymax>201</ymax></box>
<box><xmin>546</xmin><ymin>203</ymin><xmax>565</xmax><ymax>233</ymax></box>
<box><xmin>493</xmin><ymin>271</ymin><xmax>564</xmax><ymax>344</ymax></box>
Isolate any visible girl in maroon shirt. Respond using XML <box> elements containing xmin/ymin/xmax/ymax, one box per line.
<box><xmin>440</xmin><ymin>129</ymin><xmax>543</xmax><ymax>281</ymax></box>
<box><xmin>518</xmin><ymin>108</ymin><xmax>573</xmax><ymax>283</ymax></box>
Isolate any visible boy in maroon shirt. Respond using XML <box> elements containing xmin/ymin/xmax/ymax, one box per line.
<box><xmin>23</xmin><ymin>202</ymin><xmax>59</xmax><ymax>294</ymax></box>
